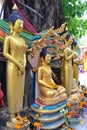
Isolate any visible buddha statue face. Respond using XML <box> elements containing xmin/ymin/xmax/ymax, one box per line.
<box><xmin>73</xmin><ymin>45</ymin><xmax>79</xmax><ymax>51</ymax></box>
<box><xmin>13</xmin><ymin>19</ymin><xmax>24</xmax><ymax>33</ymax></box>
<box><xmin>44</xmin><ymin>54</ymin><xmax>51</xmax><ymax>64</ymax></box>
<box><xmin>67</xmin><ymin>36</ymin><xmax>73</xmax><ymax>46</ymax></box>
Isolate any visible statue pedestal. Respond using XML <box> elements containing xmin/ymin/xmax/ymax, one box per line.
<box><xmin>6</xmin><ymin>120</ymin><xmax>30</xmax><ymax>130</ymax></box>
<box><xmin>29</xmin><ymin>99</ymin><xmax>68</xmax><ymax>130</ymax></box>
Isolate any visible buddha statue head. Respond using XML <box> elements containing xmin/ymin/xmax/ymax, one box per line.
<box><xmin>40</xmin><ymin>47</ymin><xmax>51</xmax><ymax>65</ymax></box>
<box><xmin>71</xmin><ymin>39</ymin><xmax>78</xmax><ymax>50</ymax></box>
<box><xmin>64</xmin><ymin>33</ymin><xmax>73</xmax><ymax>47</ymax></box>
<box><xmin>8</xmin><ymin>4</ymin><xmax>23</xmax><ymax>34</ymax></box>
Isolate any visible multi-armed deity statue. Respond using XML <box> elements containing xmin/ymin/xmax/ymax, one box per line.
<box><xmin>3</xmin><ymin>4</ymin><xmax>27</xmax><ymax>125</ymax></box>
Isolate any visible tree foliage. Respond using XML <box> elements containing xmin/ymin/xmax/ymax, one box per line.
<box><xmin>4</xmin><ymin>0</ymin><xmax>65</xmax><ymax>32</ymax></box>
<box><xmin>4</xmin><ymin>0</ymin><xmax>87</xmax><ymax>38</ymax></box>
<box><xmin>61</xmin><ymin>0</ymin><xmax>87</xmax><ymax>38</ymax></box>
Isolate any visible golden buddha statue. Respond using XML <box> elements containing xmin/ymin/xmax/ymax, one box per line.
<box><xmin>63</xmin><ymin>34</ymin><xmax>76</xmax><ymax>97</ymax></box>
<box><xmin>3</xmin><ymin>5</ymin><xmax>26</xmax><ymax>123</ymax></box>
<box><xmin>72</xmin><ymin>43</ymin><xmax>83</xmax><ymax>84</ymax></box>
<box><xmin>37</xmin><ymin>47</ymin><xmax>67</xmax><ymax>105</ymax></box>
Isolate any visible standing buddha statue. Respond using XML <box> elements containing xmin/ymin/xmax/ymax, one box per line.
<box><xmin>72</xmin><ymin>42</ymin><xmax>83</xmax><ymax>84</ymax></box>
<box><xmin>63</xmin><ymin>34</ymin><xmax>76</xmax><ymax>97</ymax></box>
<box><xmin>3</xmin><ymin>4</ymin><xmax>27</xmax><ymax>124</ymax></box>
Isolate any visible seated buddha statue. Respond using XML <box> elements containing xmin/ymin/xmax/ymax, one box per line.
<box><xmin>37</xmin><ymin>47</ymin><xmax>67</xmax><ymax>105</ymax></box>
<box><xmin>69</xmin><ymin>78</ymin><xmax>81</xmax><ymax>103</ymax></box>
<box><xmin>71</xmin><ymin>78</ymin><xmax>78</xmax><ymax>94</ymax></box>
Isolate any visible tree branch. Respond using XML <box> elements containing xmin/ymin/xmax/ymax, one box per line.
<box><xmin>15</xmin><ymin>0</ymin><xmax>46</xmax><ymax>20</ymax></box>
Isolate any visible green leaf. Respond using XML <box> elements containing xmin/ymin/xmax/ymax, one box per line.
<box><xmin>61</xmin><ymin>0</ymin><xmax>87</xmax><ymax>38</ymax></box>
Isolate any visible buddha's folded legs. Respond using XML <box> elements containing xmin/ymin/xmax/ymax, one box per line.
<box><xmin>56</xmin><ymin>85</ymin><xmax>66</xmax><ymax>95</ymax></box>
<box><xmin>46</xmin><ymin>89</ymin><xmax>59</xmax><ymax>98</ymax></box>
<box><xmin>38</xmin><ymin>93</ymin><xmax>67</xmax><ymax>105</ymax></box>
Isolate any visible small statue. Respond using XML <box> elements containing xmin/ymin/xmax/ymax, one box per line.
<box><xmin>69</xmin><ymin>78</ymin><xmax>81</xmax><ymax>103</ymax></box>
<box><xmin>71</xmin><ymin>78</ymin><xmax>78</xmax><ymax>95</ymax></box>
<box><xmin>0</xmin><ymin>83</ymin><xmax>4</xmax><ymax>107</ymax></box>
<box><xmin>3</xmin><ymin>4</ymin><xmax>27</xmax><ymax>124</ymax></box>
<box><xmin>37</xmin><ymin>47</ymin><xmax>67</xmax><ymax>105</ymax></box>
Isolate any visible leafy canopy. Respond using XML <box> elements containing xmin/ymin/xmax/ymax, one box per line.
<box><xmin>61</xmin><ymin>0</ymin><xmax>87</xmax><ymax>38</ymax></box>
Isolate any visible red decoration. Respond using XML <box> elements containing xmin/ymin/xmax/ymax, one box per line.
<box><xmin>0</xmin><ymin>83</ymin><xmax>4</xmax><ymax>107</ymax></box>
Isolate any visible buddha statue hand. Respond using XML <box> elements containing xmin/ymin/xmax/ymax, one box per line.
<box><xmin>56</xmin><ymin>85</ymin><xmax>66</xmax><ymax>95</ymax></box>
<box><xmin>54</xmin><ymin>85</ymin><xmax>58</xmax><ymax>90</ymax></box>
<box><xmin>59</xmin><ymin>52</ymin><xmax>65</xmax><ymax>57</ymax></box>
<box><xmin>32</xmin><ymin>68</ymin><xmax>37</xmax><ymax>72</ymax></box>
<box><xmin>18</xmin><ymin>64</ymin><xmax>25</xmax><ymax>75</ymax></box>
<box><xmin>18</xmin><ymin>70</ymin><xmax>24</xmax><ymax>75</ymax></box>
<box><xmin>49</xmin><ymin>82</ymin><xmax>58</xmax><ymax>90</ymax></box>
